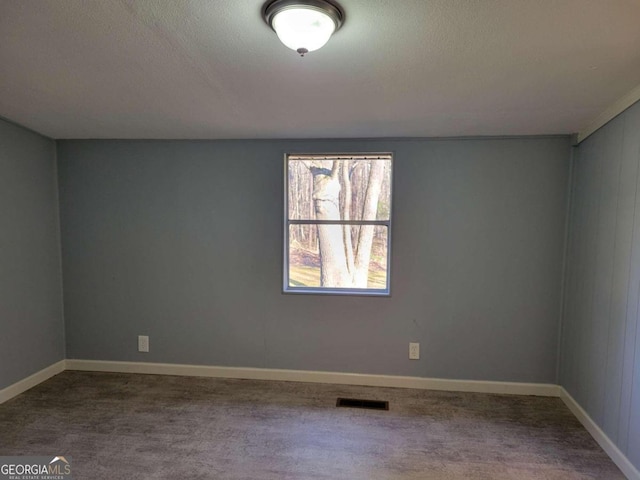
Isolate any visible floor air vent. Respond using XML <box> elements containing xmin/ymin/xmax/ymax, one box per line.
<box><xmin>336</xmin><ymin>398</ymin><xmax>389</xmax><ymax>411</ymax></box>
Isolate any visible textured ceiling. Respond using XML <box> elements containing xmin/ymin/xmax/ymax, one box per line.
<box><xmin>1</xmin><ymin>0</ymin><xmax>640</xmax><ymax>139</ymax></box>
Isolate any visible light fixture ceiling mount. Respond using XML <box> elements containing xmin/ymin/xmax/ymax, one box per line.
<box><xmin>263</xmin><ymin>0</ymin><xmax>344</xmax><ymax>56</ymax></box>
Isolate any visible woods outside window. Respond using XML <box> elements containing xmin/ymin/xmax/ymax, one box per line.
<box><xmin>284</xmin><ymin>153</ymin><xmax>392</xmax><ymax>295</ymax></box>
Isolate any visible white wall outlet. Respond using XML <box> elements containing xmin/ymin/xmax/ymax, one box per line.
<box><xmin>138</xmin><ymin>335</ymin><xmax>149</xmax><ymax>353</ymax></box>
<box><xmin>409</xmin><ymin>342</ymin><xmax>420</xmax><ymax>360</ymax></box>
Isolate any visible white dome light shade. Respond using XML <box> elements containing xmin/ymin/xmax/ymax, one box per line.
<box><xmin>272</xmin><ymin>7</ymin><xmax>336</xmax><ymax>54</ymax></box>
<box><xmin>263</xmin><ymin>0</ymin><xmax>344</xmax><ymax>56</ymax></box>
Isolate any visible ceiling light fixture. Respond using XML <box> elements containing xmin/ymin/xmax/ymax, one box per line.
<box><xmin>263</xmin><ymin>0</ymin><xmax>344</xmax><ymax>57</ymax></box>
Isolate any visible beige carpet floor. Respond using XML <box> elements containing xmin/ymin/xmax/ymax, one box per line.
<box><xmin>0</xmin><ymin>371</ymin><xmax>625</xmax><ymax>479</ymax></box>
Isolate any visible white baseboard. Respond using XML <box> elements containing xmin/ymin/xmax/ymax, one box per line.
<box><xmin>64</xmin><ymin>359</ymin><xmax>560</xmax><ymax>397</ymax></box>
<box><xmin>6</xmin><ymin>360</ymin><xmax>638</xmax><ymax>478</ymax></box>
<box><xmin>560</xmin><ymin>387</ymin><xmax>640</xmax><ymax>480</ymax></box>
<box><xmin>0</xmin><ymin>360</ymin><xmax>66</xmax><ymax>404</ymax></box>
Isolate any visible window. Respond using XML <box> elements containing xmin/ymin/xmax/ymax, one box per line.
<box><xmin>284</xmin><ymin>153</ymin><xmax>393</xmax><ymax>295</ymax></box>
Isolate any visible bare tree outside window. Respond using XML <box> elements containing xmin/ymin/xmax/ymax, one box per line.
<box><xmin>285</xmin><ymin>154</ymin><xmax>392</xmax><ymax>294</ymax></box>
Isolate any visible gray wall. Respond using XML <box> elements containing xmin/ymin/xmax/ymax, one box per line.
<box><xmin>560</xmin><ymin>101</ymin><xmax>640</xmax><ymax>470</ymax></box>
<box><xmin>57</xmin><ymin>137</ymin><xmax>570</xmax><ymax>383</ymax></box>
<box><xmin>0</xmin><ymin>118</ymin><xmax>64</xmax><ymax>390</ymax></box>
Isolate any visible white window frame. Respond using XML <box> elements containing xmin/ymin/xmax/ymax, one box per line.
<box><xmin>283</xmin><ymin>153</ymin><xmax>393</xmax><ymax>296</ymax></box>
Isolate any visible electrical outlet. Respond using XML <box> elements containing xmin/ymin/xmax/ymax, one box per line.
<box><xmin>409</xmin><ymin>342</ymin><xmax>420</xmax><ymax>360</ymax></box>
<box><xmin>138</xmin><ymin>335</ymin><xmax>149</xmax><ymax>353</ymax></box>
